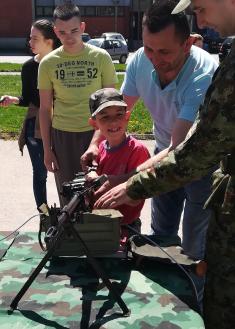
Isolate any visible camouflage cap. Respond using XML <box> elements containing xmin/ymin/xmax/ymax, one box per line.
<box><xmin>89</xmin><ymin>88</ymin><xmax>127</xmax><ymax>118</ymax></box>
<box><xmin>172</xmin><ymin>0</ymin><xmax>191</xmax><ymax>14</ymax></box>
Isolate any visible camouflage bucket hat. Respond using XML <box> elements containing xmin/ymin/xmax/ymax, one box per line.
<box><xmin>89</xmin><ymin>88</ymin><xmax>127</xmax><ymax>118</ymax></box>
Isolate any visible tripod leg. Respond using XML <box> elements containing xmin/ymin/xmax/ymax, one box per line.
<box><xmin>69</xmin><ymin>224</ymin><xmax>130</xmax><ymax>317</ymax></box>
<box><xmin>9</xmin><ymin>229</ymin><xmax>64</xmax><ymax>312</ymax></box>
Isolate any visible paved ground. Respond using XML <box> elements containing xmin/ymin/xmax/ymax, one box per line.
<box><xmin>0</xmin><ymin>139</ymin><xmax>154</xmax><ymax>233</ymax></box>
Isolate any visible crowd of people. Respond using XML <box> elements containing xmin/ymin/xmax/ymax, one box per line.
<box><xmin>1</xmin><ymin>0</ymin><xmax>235</xmax><ymax>328</ymax></box>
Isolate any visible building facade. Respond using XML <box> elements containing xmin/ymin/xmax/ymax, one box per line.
<box><xmin>0</xmin><ymin>0</ymin><xmax>153</xmax><ymax>50</ymax></box>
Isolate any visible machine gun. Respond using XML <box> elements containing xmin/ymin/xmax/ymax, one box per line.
<box><xmin>10</xmin><ymin>173</ymin><xmax>130</xmax><ymax>317</ymax></box>
<box><xmin>40</xmin><ymin>173</ymin><xmax>122</xmax><ymax>256</ymax></box>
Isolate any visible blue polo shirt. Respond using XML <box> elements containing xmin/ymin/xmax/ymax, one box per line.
<box><xmin>121</xmin><ymin>46</ymin><xmax>218</xmax><ymax>150</ymax></box>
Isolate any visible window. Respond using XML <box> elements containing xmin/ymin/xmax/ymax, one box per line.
<box><xmin>113</xmin><ymin>40</ymin><xmax>121</xmax><ymax>48</ymax></box>
<box><xmin>35</xmin><ymin>6</ymin><xmax>54</xmax><ymax>18</ymax></box>
<box><xmin>85</xmin><ymin>7</ymin><xmax>96</xmax><ymax>16</ymax></box>
<box><xmin>44</xmin><ymin>6</ymin><xmax>54</xmax><ymax>16</ymax></box>
<box><xmin>97</xmin><ymin>7</ymin><xmax>115</xmax><ymax>17</ymax></box>
<box><xmin>118</xmin><ymin>7</ymin><xmax>124</xmax><ymax>16</ymax></box>
<box><xmin>103</xmin><ymin>40</ymin><xmax>113</xmax><ymax>49</ymax></box>
<box><xmin>35</xmin><ymin>6</ymin><xmax>43</xmax><ymax>16</ymax></box>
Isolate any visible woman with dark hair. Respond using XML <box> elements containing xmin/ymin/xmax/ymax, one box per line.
<box><xmin>0</xmin><ymin>19</ymin><xmax>60</xmax><ymax>209</ymax></box>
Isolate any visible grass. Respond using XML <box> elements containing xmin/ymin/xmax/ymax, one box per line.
<box><xmin>0</xmin><ymin>68</ymin><xmax>153</xmax><ymax>137</ymax></box>
<box><xmin>0</xmin><ymin>76</ymin><xmax>26</xmax><ymax>135</ymax></box>
<box><xmin>0</xmin><ymin>63</ymin><xmax>22</xmax><ymax>72</ymax></box>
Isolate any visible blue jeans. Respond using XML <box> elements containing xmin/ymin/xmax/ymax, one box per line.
<box><xmin>151</xmin><ymin>153</ymin><xmax>212</xmax><ymax>260</ymax></box>
<box><xmin>25</xmin><ymin>118</ymin><xmax>47</xmax><ymax>208</ymax></box>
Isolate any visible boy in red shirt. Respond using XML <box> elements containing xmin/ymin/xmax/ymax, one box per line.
<box><xmin>87</xmin><ymin>88</ymin><xmax>150</xmax><ymax>240</ymax></box>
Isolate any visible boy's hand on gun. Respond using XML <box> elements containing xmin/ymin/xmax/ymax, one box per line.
<box><xmin>85</xmin><ymin>170</ymin><xmax>99</xmax><ymax>182</ymax></box>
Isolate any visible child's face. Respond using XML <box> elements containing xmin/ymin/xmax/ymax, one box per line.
<box><xmin>89</xmin><ymin>105</ymin><xmax>131</xmax><ymax>146</ymax></box>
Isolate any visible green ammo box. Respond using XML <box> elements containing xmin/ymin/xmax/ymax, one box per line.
<box><xmin>49</xmin><ymin>209</ymin><xmax>122</xmax><ymax>257</ymax></box>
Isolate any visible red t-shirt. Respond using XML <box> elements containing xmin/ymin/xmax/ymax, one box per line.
<box><xmin>97</xmin><ymin>135</ymin><xmax>150</xmax><ymax>225</ymax></box>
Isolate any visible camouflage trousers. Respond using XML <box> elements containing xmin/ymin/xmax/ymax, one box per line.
<box><xmin>203</xmin><ymin>208</ymin><xmax>235</xmax><ymax>328</ymax></box>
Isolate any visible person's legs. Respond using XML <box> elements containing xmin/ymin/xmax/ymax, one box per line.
<box><xmin>182</xmin><ymin>172</ymin><xmax>212</xmax><ymax>260</ymax></box>
<box><xmin>51</xmin><ymin>128</ymin><xmax>94</xmax><ymax>206</ymax></box>
<box><xmin>151</xmin><ymin>145</ymin><xmax>185</xmax><ymax>237</ymax></box>
<box><xmin>151</xmin><ymin>188</ymin><xmax>185</xmax><ymax>237</ymax></box>
<box><xmin>25</xmin><ymin>118</ymin><xmax>47</xmax><ymax>208</ymax></box>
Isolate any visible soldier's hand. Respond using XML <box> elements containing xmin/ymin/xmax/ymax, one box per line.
<box><xmin>94</xmin><ymin>182</ymin><xmax>142</xmax><ymax>209</ymax></box>
<box><xmin>94</xmin><ymin>175</ymin><xmax>123</xmax><ymax>199</ymax></box>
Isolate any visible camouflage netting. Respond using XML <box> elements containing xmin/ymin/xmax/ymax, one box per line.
<box><xmin>0</xmin><ymin>231</ymin><xmax>204</xmax><ymax>328</ymax></box>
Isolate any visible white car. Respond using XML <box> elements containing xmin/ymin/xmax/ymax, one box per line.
<box><xmin>101</xmin><ymin>32</ymin><xmax>126</xmax><ymax>42</ymax></box>
<box><xmin>87</xmin><ymin>38</ymin><xmax>128</xmax><ymax>64</ymax></box>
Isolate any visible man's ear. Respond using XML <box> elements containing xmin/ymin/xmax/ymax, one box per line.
<box><xmin>184</xmin><ymin>36</ymin><xmax>194</xmax><ymax>54</ymax></box>
<box><xmin>125</xmin><ymin>110</ymin><xmax>131</xmax><ymax>121</ymax></box>
<box><xmin>80</xmin><ymin>21</ymin><xmax>85</xmax><ymax>34</ymax></box>
<box><xmin>53</xmin><ymin>26</ymin><xmax>59</xmax><ymax>38</ymax></box>
<box><xmin>88</xmin><ymin>117</ymin><xmax>98</xmax><ymax>129</ymax></box>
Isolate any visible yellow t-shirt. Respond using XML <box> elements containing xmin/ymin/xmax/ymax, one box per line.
<box><xmin>38</xmin><ymin>44</ymin><xmax>118</xmax><ymax>132</ymax></box>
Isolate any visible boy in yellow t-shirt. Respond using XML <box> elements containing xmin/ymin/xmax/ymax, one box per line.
<box><xmin>38</xmin><ymin>3</ymin><xmax>117</xmax><ymax>206</ymax></box>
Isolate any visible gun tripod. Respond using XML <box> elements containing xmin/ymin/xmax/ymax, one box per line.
<box><xmin>9</xmin><ymin>181</ymin><xmax>130</xmax><ymax>317</ymax></box>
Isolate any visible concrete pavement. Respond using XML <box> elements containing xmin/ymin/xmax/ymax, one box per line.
<box><xmin>0</xmin><ymin>139</ymin><xmax>154</xmax><ymax>233</ymax></box>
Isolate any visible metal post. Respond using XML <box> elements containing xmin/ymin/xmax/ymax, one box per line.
<box><xmin>112</xmin><ymin>0</ymin><xmax>120</xmax><ymax>32</ymax></box>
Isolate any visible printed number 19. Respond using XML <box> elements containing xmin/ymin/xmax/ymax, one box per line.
<box><xmin>55</xmin><ymin>69</ymin><xmax>65</xmax><ymax>80</ymax></box>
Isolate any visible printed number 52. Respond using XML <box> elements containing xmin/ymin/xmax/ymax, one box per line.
<box><xmin>87</xmin><ymin>68</ymin><xmax>97</xmax><ymax>79</ymax></box>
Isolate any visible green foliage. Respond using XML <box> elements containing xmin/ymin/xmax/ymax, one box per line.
<box><xmin>114</xmin><ymin>63</ymin><xmax>126</xmax><ymax>72</ymax></box>
<box><xmin>0</xmin><ymin>75</ymin><xmax>22</xmax><ymax>95</ymax></box>
<box><xmin>116</xmin><ymin>75</ymin><xmax>153</xmax><ymax>134</ymax></box>
<box><xmin>0</xmin><ymin>63</ymin><xmax>22</xmax><ymax>71</ymax></box>
<box><xmin>0</xmin><ymin>76</ymin><xmax>27</xmax><ymax>133</ymax></box>
<box><xmin>128</xmin><ymin>101</ymin><xmax>153</xmax><ymax>134</ymax></box>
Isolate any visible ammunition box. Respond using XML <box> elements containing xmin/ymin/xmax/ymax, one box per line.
<box><xmin>45</xmin><ymin>209</ymin><xmax>122</xmax><ymax>257</ymax></box>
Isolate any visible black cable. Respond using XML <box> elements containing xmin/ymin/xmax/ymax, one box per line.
<box><xmin>0</xmin><ymin>213</ymin><xmax>40</xmax><ymax>242</ymax></box>
<box><xmin>126</xmin><ymin>224</ymin><xmax>200</xmax><ymax>310</ymax></box>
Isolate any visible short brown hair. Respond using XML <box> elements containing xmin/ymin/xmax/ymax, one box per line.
<box><xmin>143</xmin><ymin>0</ymin><xmax>190</xmax><ymax>42</ymax></box>
<box><xmin>53</xmin><ymin>3</ymin><xmax>81</xmax><ymax>21</ymax></box>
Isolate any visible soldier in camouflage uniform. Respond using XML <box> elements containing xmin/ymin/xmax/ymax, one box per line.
<box><xmin>94</xmin><ymin>0</ymin><xmax>235</xmax><ymax>327</ymax></box>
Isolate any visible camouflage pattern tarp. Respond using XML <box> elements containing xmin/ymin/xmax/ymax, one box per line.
<box><xmin>0</xmin><ymin>231</ymin><xmax>204</xmax><ymax>328</ymax></box>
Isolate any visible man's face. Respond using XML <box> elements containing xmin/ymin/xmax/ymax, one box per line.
<box><xmin>192</xmin><ymin>0</ymin><xmax>235</xmax><ymax>37</ymax></box>
<box><xmin>142</xmin><ymin>24</ymin><xmax>191</xmax><ymax>78</ymax></box>
<box><xmin>54</xmin><ymin>16</ymin><xmax>85</xmax><ymax>52</ymax></box>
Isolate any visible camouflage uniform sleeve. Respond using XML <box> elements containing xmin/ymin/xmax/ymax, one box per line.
<box><xmin>127</xmin><ymin>43</ymin><xmax>235</xmax><ymax>200</ymax></box>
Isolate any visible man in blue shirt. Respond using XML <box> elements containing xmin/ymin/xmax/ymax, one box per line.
<box><xmin>120</xmin><ymin>0</ymin><xmax>217</xmax><ymax>261</ymax></box>
<box><xmin>82</xmin><ymin>0</ymin><xmax>217</xmax><ymax>261</ymax></box>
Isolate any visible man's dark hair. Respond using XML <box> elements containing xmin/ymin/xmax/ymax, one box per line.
<box><xmin>53</xmin><ymin>2</ymin><xmax>81</xmax><ymax>21</ymax></box>
<box><xmin>143</xmin><ymin>0</ymin><xmax>190</xmax><ymax>42</ymax></box>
